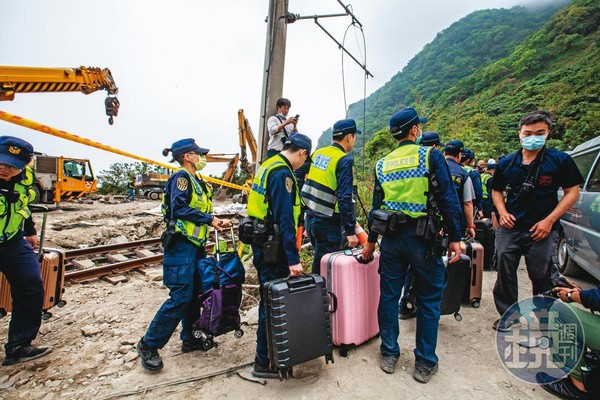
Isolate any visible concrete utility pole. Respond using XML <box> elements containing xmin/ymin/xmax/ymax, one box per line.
<box><xmin>258</xmin><ymin>0</ymin><xmax>288</xmax><ymax>164</ymax></box>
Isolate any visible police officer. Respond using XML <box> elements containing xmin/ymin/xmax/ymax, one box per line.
<box><xmin>491</xmin><ymin>110</ymin><xmax>583</xmax><ymax>331</ymax></box>
<box><xmin>301</xmin><ymin>118</ymin><xmax>360</xmax><ymax>274</ymax></box>
<box><xmin>138</xmin><ymin>138</ymin><xmax>231</xmax><ymax>371</ymax></box>
<box><xmin>444</xmin><ymin>140</ymin><xmax>476</xmax><ymax>238</ymax></box>
<box><xmin>362</xmin><ymin>108</ymin><xmax>462</xmax><ymax>383</ymax></box>
<box><xmin>247</xmin><ymin>133</ymin><xmax>312</xmax><ymax>379</ymax></box>
<box><xmin>481</xmin><ymin>159</ymin><xmax>496</xmax><ymax>218</ymax></box>
<box><xmin>460</xmin><ymin>148</ymin><xmax>483</xmax><ymax>219</ymax></box>
<box><xmin>419</xmin><ymin>131</ymin><xmax>445</xmax><ymax>150</ymax></box>
<box><xmin>0</xmin><ymin>136</ymin><xmax>51</xmax><ymax>366</ymax></box>
<box><xmin>399</xmin><ymin>131</ymin><xmax>446</xmax><ymax>320</ymax></box>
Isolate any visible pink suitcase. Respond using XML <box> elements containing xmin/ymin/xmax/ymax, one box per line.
<box><xmin>320</xmin><ymin>249</ymin><xmax>380</xmax><ymax>356</ymax></box>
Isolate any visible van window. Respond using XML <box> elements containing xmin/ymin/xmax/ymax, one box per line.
<box><xmin>572</xmin><ymin>151</ymin><xmax>598</xmax><ymax>188</ymax></box>
<box><xmin>587</xmin><ymin>158</ymin><xmax>600</xmax><ymax>192</ymax></box>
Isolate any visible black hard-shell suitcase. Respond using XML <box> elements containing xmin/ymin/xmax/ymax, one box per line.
<box><xmin>264</xmin><ymin>274</ymin><xmax>334</xmax><ymax>379</ymax></box>
<box><xmin>475</xmin><ymin>218</ymin><xmax>495</xmax><ymax>270</ymax></box>
<box><xmin>440</xmin><ymin>254</ymin><xmax>471</xmax><ymax>321</ymax></box>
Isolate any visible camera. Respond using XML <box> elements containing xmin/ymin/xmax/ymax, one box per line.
<box><xmin>520</xmin><ymin>181</ymin><xmax>535</xmax><ymax>195</ymax></box>
<box><xmin>294</xmin><ymin>114</ymin><xmax>300</xmax><ymax>119</ymax></box>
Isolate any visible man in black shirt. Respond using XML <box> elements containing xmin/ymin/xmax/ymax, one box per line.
<box><xmin>491</xmin><ymin>111</ymin><xmax>584</xmax><ymax>331</ymax></box>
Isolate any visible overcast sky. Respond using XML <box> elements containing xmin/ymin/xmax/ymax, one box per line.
<box><xmin>1</xmin><ymin>0</ymin><xmax>548</xmax><ymax>177</ymax></box>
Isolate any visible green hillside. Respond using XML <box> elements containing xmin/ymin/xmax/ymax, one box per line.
<box><xmin>317</xmin><ymin>2</ymin><xmax>567</xmax><ymax>153</ymax></box>
<box><xmin>427</xmin><ymin>0</ymin><xmax>600</xmax><ymax>161</ymax></box>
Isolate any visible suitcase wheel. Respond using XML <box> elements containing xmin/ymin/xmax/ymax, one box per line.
<box><xmin>234</xmin><ymin>329</ymin><xmax>244</xmax><ymax>339</ymax></box>
<box><xmin>454</xmin><ymin>312</ymin><xmax>462</xmax><ymax>321</ymax></box>
<box><xmin>326</xmin><ymin>352</ymin><xmax>335</xmax><ymax>364</ymax></box>
<box><xmin>57</xmin><ymin>300</ymin><xmax>66</xmax><ymax>308</ymax></box>
<box><xmin>339</xmin><ymin>346</ymin><xmax>349</xmax><ymax>358</ymax></box>
<box><xmin>42</xmin><ymin>312</ymin><xmax>52</xmax><ymax>321</ymax></box>
<box><xmin>471</xmin><ymin>299</ymin><xmax>481</xmax><ymax>308</ymax></box>
<box><xmin>201</xmin><ymin>338</ymin><xmax>214</xmax><ymax>351</ymax></box>
<box><xmin>192</xmin><ymin>329</ymin><xmax>203</xmax><ymax>340</ymax></box>
<box><xmin>0</xmin><ymin>308</ymin><xmax>6</xmax><ymax>318</ymax></box>
<box><xmin>278</xmin><ymin>367</ymin><xmax>293</xmax><ymax>380</ymax></box>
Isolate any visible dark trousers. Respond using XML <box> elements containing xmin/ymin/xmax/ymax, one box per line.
<box><xmin>378</xmin><ymin>225</ymin><xmax>446</xmax><ymax>366</ymax></box>
<box><xmin>144</xmin><ymin>238</ymin><xmax>205</xmax><ymax>348</ymax></box>
<box><xmin>493</xmin><ymin>227</ymin><xmax>557</xmax><ymax>316</ymax></box>
<box><xmin>251</xmin><ymin>244</ymin><xmax>289</xmax><ymax>368</ymax></box>
<box><xmin>305</xmin><ymin>213</ymin><xmax>343</xmax><ymax>275</ymax></box>
<box><xmin>0</xmin><ymin>237</ymin><xmax>44</xmax><ymax>352</ymax></box>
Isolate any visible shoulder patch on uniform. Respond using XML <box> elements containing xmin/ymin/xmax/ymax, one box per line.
<box><xmin>285</xmin><ymin>177</ymin><xmax>293</xmax><ymax>193</ymax></box>
<box><xmin>176</xmin><ymin>177</ymin><xmax>189</xmax><ymax>191</ymax></box>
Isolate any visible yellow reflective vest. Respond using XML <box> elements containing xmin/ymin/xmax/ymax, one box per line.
<box><xmin>376</xmin><ymin>144</ymin><xmax>431</xmax><ymax>219</ymax></box>
<box><xmin>301</xmin><ymin>145</ymin><xmax>347</xmax><ymax>217</ymax></box>
<box><xmin>247</xmin><ymin>154</ymin><xmax>301</xmax><ymax>228</ymax></box>
<box><xmin>162</xmin><ymin>168</ymin><xmax>213</xmax><ymax>247</ymax></box>
<box><xmin>0</xmin><ymin>167</ymin><xmax>36</xmax><ymax>243</ymax></box>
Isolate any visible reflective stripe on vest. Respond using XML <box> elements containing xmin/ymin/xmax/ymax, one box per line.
<box><xmin>0</xmin><ymin>167</ymin><xmax>36</xmax><ymax>243</ymax></box>
<box><xmin>376</xmin><ymin>145</ymin><xmax>431</xmax><ymax>218</ymax></box>
<box><xmin>162</xmin><ymin>168</ymin><xmax>213</xmax><ymax>247</ymax></box>
<box><xmin>481</xmin><ymin>173</ymin><xmax>492</xmax><ymax>199</ymax></box>
<box><xmin>301</xmin><ymin>145</ymin><xmax>346</xmax><ymax>217</ymax></box>
<box><xmin>247</xmin><ymin>155</ymin><xmax>301</xmax><ymax>228</ymax></box>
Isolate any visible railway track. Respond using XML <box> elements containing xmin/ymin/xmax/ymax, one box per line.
<box><xmin>64</xmin><ymin>230</ymin><xmax>235</xmax><ymax>283</ymax></box>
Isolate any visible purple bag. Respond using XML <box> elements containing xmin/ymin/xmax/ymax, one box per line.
<box><xmin>197</xmin><ymin>284</ymin><xmax>242</xmax><ymax>336</ymax></box>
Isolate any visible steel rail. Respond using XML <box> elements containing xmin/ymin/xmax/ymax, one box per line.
<box><xmin>64</xmin><ymin>238</ymin><xmax>161</xmax><ymax>259</ymax></box>
<box><xmin>65</xmin><ymin>254</ymin><xmax>164</xmax><ymax>282</ymax></box>
<box><xmin>64</xmin><ymin>239</ymin><xmax>234</xmax><ymax>282</ymax></box>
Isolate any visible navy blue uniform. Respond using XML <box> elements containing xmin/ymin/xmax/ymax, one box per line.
<box><xmin>492</xmin><ymin>147</ymin><xmax>584</xmax><ymax>231</ymax></box>
<box><xmin>143</xmin><ymin>170</ymin><xmax>213</xmax><ymax>349</ymax></box>
<box><xmin>468</xmin><ymin>168</ymin><xmax>483</xmax><ymax>211</ymax></box>
<box><xmin>0</xmin><ymin>175</ymin><xmax>44</xmax><ymax>354</ymax></box>
<box><xmin>305</xmin><ymin>143</ymin><xmax>356</xmax><ymax>273</ymax></box>
<box><xmin>491</xmin><ymin>146</ymin><xmax>584</xmax><ymax>316</ymax></box>
<box><xmin>251</xmin><ymin>155</ymin><xmax>300</xmax><ymax>368</ymax></box>
<box><xmin>368</xmin><ymin>142</ymin><xmax>462</xmax><ymax>367</ymax></box>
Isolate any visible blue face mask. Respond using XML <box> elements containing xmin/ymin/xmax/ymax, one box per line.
<box><xmin>521</xmin><ymin>135</ymin><xmax>546</xmax><ymax>151</ymax></box>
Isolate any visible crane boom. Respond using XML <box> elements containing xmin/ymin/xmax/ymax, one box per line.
<box><xmin>0</xmin><ymin>65</ymin><xmax>120</xmax><ymax>124</ymax></box>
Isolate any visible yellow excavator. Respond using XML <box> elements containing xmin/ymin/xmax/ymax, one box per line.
<box><xmin>136</xmin><ymin>109</ymin><xmax>258</xmax><ymax>200</ymax></box>
<box><xmin>0</xmin><ymin>65</ymin><xmax>119</xmax><ymax>124</ymax></box>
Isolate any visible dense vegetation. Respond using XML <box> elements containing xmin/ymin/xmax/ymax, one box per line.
<box><xmin>316</xmin><ymin>0</ymin><xmax>600</xmax><ymax>178</ymax></box>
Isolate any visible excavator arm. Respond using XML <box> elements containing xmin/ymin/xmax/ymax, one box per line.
<box><xmin>238</xmin><ymin>109</ymin><xmax>258</xmax><ymax>174</ymax></box>
<box><xmin>0</xmin><ymin>65</ymin><xmax>119</xmax><ymax>124</ymax></box>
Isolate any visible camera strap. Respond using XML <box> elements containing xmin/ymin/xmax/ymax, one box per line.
<box><xmin>508</xmin><ymin>146</ymin><xmax>546</xmax><ymax>196</ymax></box>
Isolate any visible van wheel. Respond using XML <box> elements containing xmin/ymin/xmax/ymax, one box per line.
<box><xmin>557</xmin><ymin>235</ymin><xmax>582</xmax><ymax>277</ymax></box>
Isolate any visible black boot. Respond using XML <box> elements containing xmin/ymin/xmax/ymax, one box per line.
<box><xmin>2</xmin><ymin>345</ymin><xmax>52</xmax><ymax>366</ymax></box>
<box><xmin>137</xmin><ymin>338</ymin><xmax>163</xmax><ymax>371</ymax></box>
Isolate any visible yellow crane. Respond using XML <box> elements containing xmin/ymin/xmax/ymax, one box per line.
<box><xmin>0</xmin><ymin>65</ymin><xmax>119</xmax><ymax>124</ymax></box>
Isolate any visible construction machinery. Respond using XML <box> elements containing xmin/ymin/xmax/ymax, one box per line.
<box><xmin>32</xmin><ymin>154</ymin><xmax>97</xmax><ymax>204</ymax></box>
<box><xmin>0</xmin><ymin>110</ymin><xmax>250</xmax><ymax>195</ymax></box>
<box><xmin>135</xmin><ymin>109</ymin><xmax>258</xmax><ymax>200</ymax></box>
<box><xmin>0</xmin><ymin>65</ymin><xmax>119</xmax><ymax>124</ymax></box>
<box><xmin>135</xmin><ymin>168</ymin><xmax>171</xmax><ymax>200</ymax></box>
